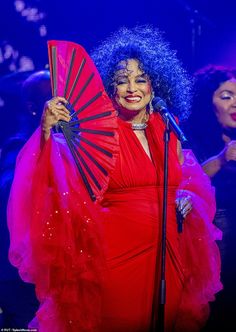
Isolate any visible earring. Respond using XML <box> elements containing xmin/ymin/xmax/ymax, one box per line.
<box><xmin>148</xmin><ymin>91</ymin><xmax>155</xmax><ymax>114</ymax></box>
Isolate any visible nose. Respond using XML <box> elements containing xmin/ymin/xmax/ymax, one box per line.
<box><xmin>232</xmin><ymin>97</ymin><xmax>236</xmax><ymax>107</ymax></box>
<box><xmin>127</xmin><ymin>80</ymin><xmax>137</xmax><ymax>93</ymax></box>
<box><xmin>230</xmin><ymin>97</ymin><xmax>236</xmax><ymax>108</ymax></box>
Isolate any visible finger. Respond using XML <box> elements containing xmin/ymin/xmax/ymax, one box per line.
<box><xmin>47</xmin><ymin>97</ymin><xmax>69</xmax><ymax>110</ymax></box>
<box><xmin>181</xmin><ymin>205</ymin><xmax>192</xmax><ymax>218</ymax></box>
<box><xmin>56</xmin><ymin>115</ymin><xmax>71</xmax><ymax>122</ymax></box>
<box><xmin>53</xmin><ymin>104</ymin><xmax>71</xmax><ymax>115</ymax></box>
<box><xmin>178</xmin><ymin>196</ymin><xmax>192</xmax><ymax>211</ymax></box>
<box><xmin>52</xmin><ymin>109</ymin><xmax>71</xmax><ymax>121</ymax></box>
<box><xmin>181</xmin><ymin>201</ymin><xmax>192</xmax><ymax>212</ymax></box>
<box><xmin>175</xmin><ymin>198</ymin><xmax>182</xmax><ymax>210</ymax></box>
<box><xmin>48</xmin><ymin>104</ymin><xmax>71</xmax><ymax>116</ymax></box>
<box><xmin>182</xmin><ymin>208</ymin><xmax>192</xmax><ymax>218</ymax></box>
<box><xmin>51</xmin><ymin>96</ymin><xmax>68</xmax><ymax>104</ymax></box>
<box><xmin>226</xmin><ymin>151</ymin><xmax>236</xmax><ymax>161</ymax></box>
<box><xmin>182</xmin><ymin>197</ymin><xmax>192</xmax><ymax>209</ymax></box>
<box><xmin>48</xmin><ymin>105</ymin><xmax>70</xmax><ymax>117</ymax></box>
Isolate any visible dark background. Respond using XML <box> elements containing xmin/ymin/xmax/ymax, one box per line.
<box><xmin>1</xmin><ymin>0</ymin><xmax>236</xmax><ymax>75</ymax></box>
<box><xmin>0</xmin><ymin>0</ymin><xmax>236</xmax><ymax>143</ymax></box>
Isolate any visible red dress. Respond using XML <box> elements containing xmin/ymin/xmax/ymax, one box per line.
<box><xmin>7</xmin><ymin>114</ymin><xmax>222</xmax><ymax>332</ymax></box>
<box><xmin>99</xmin><ymin>114</ymin><xmax>222</xmax><ymax>332</ymax></box>
<box><xmin>100</xmin><ymin>115</ymin><xmax>183</xmax><ymax>331</ymax></box>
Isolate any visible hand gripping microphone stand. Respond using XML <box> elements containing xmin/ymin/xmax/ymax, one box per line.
<box><xmin>150</xmin><ymin>97</ymin><xmax>187</xmax><ymax>332</ymax></box>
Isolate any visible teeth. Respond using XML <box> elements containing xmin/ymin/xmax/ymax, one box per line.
<box><xmin>125</xmin><ymin>97</ymin><xmax>141</xmax><ymax>101</ymax></box>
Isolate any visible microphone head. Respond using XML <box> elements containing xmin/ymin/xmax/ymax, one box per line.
<box><xmin>152</xmin><ymin>97</ymin><xmax>167</xmax><ymax>112</ymax></box>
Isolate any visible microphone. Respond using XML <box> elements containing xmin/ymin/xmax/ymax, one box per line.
<box><xmin>152</xmin><ymin>97</ymin><xmax>187</xmax><ymax>143</ymax></box>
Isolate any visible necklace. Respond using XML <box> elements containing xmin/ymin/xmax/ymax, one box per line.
<box><xmin>131</xmin><ymin>122</ymin><xmax>148</xmax><ymax>130</ymax></box>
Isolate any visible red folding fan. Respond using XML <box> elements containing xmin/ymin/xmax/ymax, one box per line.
<box><xmin>48</xmin><ymin>40</ymin><xmax>119</xmax><ymax>201</ymax></box>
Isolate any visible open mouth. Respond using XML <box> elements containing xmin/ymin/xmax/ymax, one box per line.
<box><xmin>125</xmin><ymin>96</ymin><xmax>141</xmax><ymax>103</ymax></box>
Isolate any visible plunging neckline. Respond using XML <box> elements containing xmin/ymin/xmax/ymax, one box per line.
<box><xmin>132</xmin><ymin>130</ymin><xmax>153</xmax><ymax>162</ymax></box>
<box><xmin>117</xmin><ymin>118</ymin><xmax>155</xmax><ymax>166</ymax></box>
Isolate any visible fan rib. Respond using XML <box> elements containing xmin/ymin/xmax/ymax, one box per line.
<box><xmin>59</xmin><ymin>123</ymin><xmax>96</xmax><ymax>201</ymax></box>
<box><xmin>67</xmin><ymin>58</ymin><xmax>86</xmax><ymax>102</ymax></box>
<box><xmin>65</xmin><ymin>103</ymin><xmax>75</xmax><ymax>113</ymax></box>
<box><xmin>72</xmin><ymin>128</ymin><xmax>114</xmax><ymax>137</ymax></box>
<box><xmin>63</xmin><ymin>48</ymin><xmax>76</xmax><ymax>98</ymax></box>
<box><xmin>71</xmin><ymin>141</ymin><xmax>102</xmax><ymax>190</ymax></box>
<box><xmin>52</xmin><ymin>46</ymin><xmax>58</xmax><ymax>96</ymax></box>
<box><xmin>73</xmin><ymin>140</ymin><xmax>108</xmax><ymax>176</ymax></box>
<box><xmin>70</xmin><ymin>111</ymin><xmax>113</xmax><ymax>124</ymax></box>
<box><xmin>79</xmin><ymin>136</ymin><xmax>113</xmax><ymax>157</ymax></box>
<box><xmin>71</xmin><ymin>73</ymin><xmax>94</xmax><ymax>108</ymax></box>
<box><xmin>73</xmin><ymin>91</ymin><xmax>103</xmax><ymax>117</ymax></box>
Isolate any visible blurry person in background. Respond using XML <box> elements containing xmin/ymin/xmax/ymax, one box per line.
<box><xmin>184</xmin><ymin>64</ymin><xmax>236</xmax><ymax>331</ymax></box>
<box><xmin>0</xmin><ymin>70</ymin><xmax>51</xmax><ymax>329</ymax></box>
<box><xmin>0</xmin><ymin>71</ymin><xmax>29</xmax><ymax>150</ymax></box>
<box><xmin>21</xmin><ymin>70</ymin><xmax>51</xmax><ymax>136</ymax></box>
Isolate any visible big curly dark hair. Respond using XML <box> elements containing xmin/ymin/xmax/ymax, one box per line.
<box><xmin>184</xmin><ymin>64</ymin><xmax>236</xmax><ymax>161</ymax></box>
<box><xmin>91</xmin><ymin>25</ymin><xmax>192</xmax><ymax>121</ymax></box>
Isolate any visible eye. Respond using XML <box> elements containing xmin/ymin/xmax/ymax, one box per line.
<box><xmin>115</xmin><ymin>77</ymin><xmax>128</xmax><ymax>85</ymax></box>
<box><xmin>219</xmin><ymin>91</ymin><xmax>236</xmax><ymax>100</ymax></box>
<box><xmin>116</xmin><ymin>80</ymin><xmax>127</xmax><ymax>85</ymax></box>
<box><xmin>220</xmin><ymin>94</ymin><xmax>233</xmax><ymax>100</ymax></box>
<box><xmin>136</xmin><ymin>78</ymin><xmax>147</xmax><ymax>83</ymax></box>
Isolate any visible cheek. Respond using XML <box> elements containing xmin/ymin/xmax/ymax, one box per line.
<box><xmin>214</xmin><ymin>104</ymin><xmax>229</xmax><ymax>125</ymax></box>
<box><xmin>145</xmin><ymin>90</ymin><xmax>152</xmax><ymax>101</ymax></box>
<box><xmin>113</xmin><ymin>89</ymin><xmax>124</xmax><ymax>107</ymax></box>
<box><xmin>214</xmin><ymin>102</ymin><xmax>228</xmax><ymax>115</ymax></box>
<box><xmin>143</xmin><ymin>83</ymin><xmax>152</xmax><ymax>99</ymax></box>
<box><xmin>113</xmin><ymin>88</ymin><xmax>121</xmax><ymax>103</ymax></box>
<box><xmin>147</xmin><ymin>85</ymin><xmax>152</xmax><ymax>94</ymax></box>
<box><xmin>114</xmin><ymin>86</ymin><xmax>125</xmax><ymax>99</ymax></box>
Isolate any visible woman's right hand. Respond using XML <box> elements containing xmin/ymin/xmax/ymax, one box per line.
<box><xmin>41</xmin><ymin>96</ymin><xmax>71</xmax><ymax>141</ymax></box>
<box><xmin>224</xmin><ymin>140</ymin><xmax>236</xmax><ymax>162</ymax></box>
<box><xmin>202</xmin><ymin>140</ymin><xmax>236</xmax><ymax>177</ymax></box>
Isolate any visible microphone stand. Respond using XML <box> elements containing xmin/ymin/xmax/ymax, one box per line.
<box><xmin>150</xmin><ymin>118</ymin><xmax>170</xmax><ymax>332</ymax></box>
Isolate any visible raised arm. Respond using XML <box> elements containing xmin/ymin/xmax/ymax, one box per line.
<box><xmin>202</xmin><ymin>140</ymin><xmax>236</xmax><ymax>177</ymax></box>
<box><xmin>40</xmin><ymin>96</ymin><xmax>70</xmax><ymax>144</ymax></box>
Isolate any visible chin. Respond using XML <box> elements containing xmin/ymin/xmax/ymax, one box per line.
<box><xmin>124</xmin><ymin>104</ymin><xmax>147</xmax><ymax>112</ymax></box>
<box><xmin>228</xmin><ymin>122</ymin><xmax>236</xmax><ymax>128</ymax></box>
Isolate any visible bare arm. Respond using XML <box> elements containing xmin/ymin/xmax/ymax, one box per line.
<box><xmin>177</xmin><ymin>140</ymin><xmax>184</xmax><ymax>165</ymax></box>
<box><xmin>201</xmin><ymin>153</ymin><xmax>225</xmax><ymax>178</ymax></box>
<box><xmin>175</xmin><ymin>142</ymin><xmax>192</xmax><ymax>218</ymax></box>
<box><xmin>202</xmin><ymin>140</ymin><xmax>236</xmax><ymax>177</ymax></box>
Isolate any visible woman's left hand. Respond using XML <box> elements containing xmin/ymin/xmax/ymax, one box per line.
<box><xmin>175</xmin><ymin>194</ymin><xmax>192</xmax><ymax>218</ymax></box>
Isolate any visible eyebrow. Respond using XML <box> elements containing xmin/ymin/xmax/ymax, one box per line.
<box><xmin>115</xmin><ymin>73</ymin><xmax>147</xmax><ymax>79</ymax></box>
<box><xmin>219</xmin><ymin>89</ymin><xmax>235</xmax><ymax>94</ymax></box>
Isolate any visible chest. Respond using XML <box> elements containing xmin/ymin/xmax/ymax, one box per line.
<box><xmin>133</xmin><ymin>130</ymin><xmax>152</xmax><ymax>160</ymax></box>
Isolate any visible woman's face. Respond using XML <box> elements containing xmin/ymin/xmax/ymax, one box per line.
<box><xmin>113</xmin><ymin>59</ymin><xmax>152</xmax><ymax>119</ymax></box>
<box><xmin>212</xmin><ymin>79</ymin><xmax>236</xmax><ymax>129</ymax></box>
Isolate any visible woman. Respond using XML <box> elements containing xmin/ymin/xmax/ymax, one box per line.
<box><xmin>8</xmin><ymin>26</ymin><xmax>221</xmax><ymax>332</ymax></box>
<box><xmin>184</xmin><ymin>64</ymin><xmax>236</xmax><ymax>331</ymax></box>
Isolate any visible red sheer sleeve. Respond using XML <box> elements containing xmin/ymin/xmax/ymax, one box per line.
<box><xmin>175</xmin><ymin>149</ymin><xmax>222</xmax><ymax>331</ymax></box>
<box><xmin>7</xmin><ymin>128</ymin><xmax>107</xmax><ymax>331</ymax></box>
